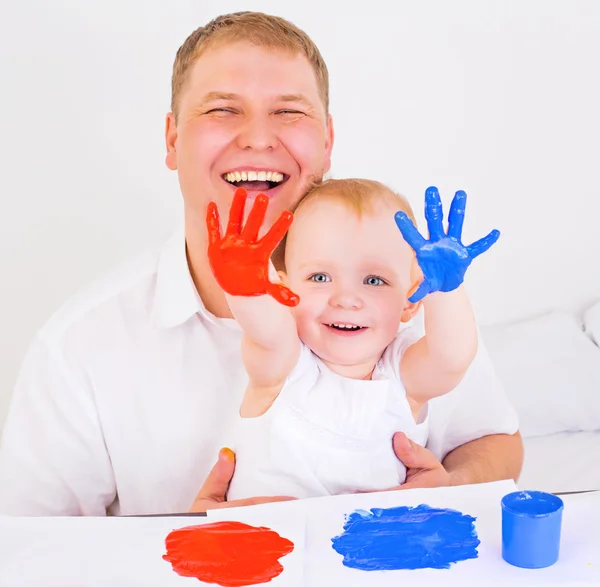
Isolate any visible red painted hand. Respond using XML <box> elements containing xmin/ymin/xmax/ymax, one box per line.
<box><xmin>207</xmin><ymin>188</ymin><xmax>300</xmax><ymax>307</ymax></box>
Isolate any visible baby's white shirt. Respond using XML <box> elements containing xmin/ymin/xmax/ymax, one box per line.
<box><xmin>227</xmin><ymin>327</ymin><xmax>428</xmax><ymax>500</ymax></box>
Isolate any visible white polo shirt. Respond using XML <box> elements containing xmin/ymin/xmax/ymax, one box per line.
<box><xmin>0</xmin><ymin>228</ymin><xmax>519</xmax><ymax>516</ymax></box>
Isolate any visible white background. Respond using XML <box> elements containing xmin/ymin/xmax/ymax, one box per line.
<box><xmin>1</xmin><ymin>0</ymin><xmax>599</xmax><ymax>423</ymax></box>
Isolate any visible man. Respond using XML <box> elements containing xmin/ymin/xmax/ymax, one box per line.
<box><xmin>0</xmin><ymin>11</ymin><xmax>522</xmax><ymax>516</ymax></box>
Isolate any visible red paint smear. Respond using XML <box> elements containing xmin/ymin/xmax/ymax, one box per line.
<box><xmin>163</xmin><ymin>521</ymin><xmax>294</xmax><ymax>586</ymax></box>
<box><xmin>206</xmin><ymin>187</ymin><xmax>299</xmax><ymax>307</ymax></box>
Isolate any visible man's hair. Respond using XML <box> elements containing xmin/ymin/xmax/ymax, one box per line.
<box><xmin>294</xmin><ymin>178</ymin><xmax>417</xmax><ymax>223</ymax></box>
<box><xmin>171</xmin><ymin>11</ymin><xmax>329</xmax><ymax>122</ymax></box>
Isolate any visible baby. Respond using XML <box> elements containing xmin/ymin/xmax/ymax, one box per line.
<box><xmin>206</xmin><ymin>178</ymin><xmax>499</xmax><ymax>499</ymax></box>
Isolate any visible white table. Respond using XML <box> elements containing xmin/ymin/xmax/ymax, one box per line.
<box><xmin>0</xmin><ymin>481</ymin><xmax>598</xmax><ymax>587</ymax></box>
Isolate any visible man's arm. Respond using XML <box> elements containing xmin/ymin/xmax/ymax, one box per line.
<box><xmin>444</xmin><ymin>430</ymin><xmax>523</xmax><ymax>485</ymax></box>
<box><xmin>391</xmin><ymin>430</ymin><xmax>523</xmax><ymax>490</ymax></box>
<box><xmin>0</xmin><ymin>334</ymin><xmax>116</xmax><ymax>515</ymax></box>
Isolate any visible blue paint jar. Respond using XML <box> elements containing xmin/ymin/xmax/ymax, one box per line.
<box><xmin>501</xmin><ymin>490</ymin><xmax>564</xmax><ymax>569</ymax></box>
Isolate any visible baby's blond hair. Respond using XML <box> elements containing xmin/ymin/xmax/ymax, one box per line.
<box><xmin>273</xmin><ymin>178</ymin><xmax>417</xmax><ymax>271</ymax></box>
<box><xmin>293</xmin><ymin>178</ymin><xmax>416</xmax><ymax>223</ymax></box>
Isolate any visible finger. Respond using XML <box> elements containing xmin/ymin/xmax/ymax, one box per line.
<box><xmin>408</xmin><ymin>279</ymin><xmax>430</xmax><ymax>303</ymax></box>
<box><xmin>424</xmin><ymin>186</ymin><xmax>445</xmax><ymax>240</ymax></box>
<box><xmin>226</xmin><ymin>188</ymin><xmax>247</xmax><ymax>236</ymax></box>
<box><xmin>240</xmin><ymin>194</ymin><xmax>268</xmax><ymax>242</ymax></box>
<box><xmin>206</xmin><ymin>202</ymin><xmax>221</xmax><ymax>246</ymax></box>
<box><xmin>447</xmin><ymin>190</ymin><xmax>467</xmax><ymax>240</ymax></box>
<box><xmin>258</xmin><ymin>210</ymin><xmax>294</xmax><ymax>252</ymax></box>
<box><xmin>399</xmin><ymin>476</ymin><xmax>445</xmax><ymax>491</ymax></box>
<box><xmin>189</xmin><ymin>448</ymin><xmax>235</xmax><ymax>512</ymax></box>
<box><xmin>394</xmin><ymin>211</ymin><xmax>427</xmax><ymax>251</ymax></box>
<box><xmin>467</xmin><ymin>229</ymin><xmax>501</xmax><ymax>259</ymax></box>
<box><xmin>205</xmin><ymin>495</ymin><xmax>297</xmax><ymax>511</ymax></box>
<box><xmin>266</xmin><ymin>283</ymin><xmax>300</xmax><ymax>307</ymax></box>
<box><xmin>392</xmin><ymin>431</ymin><xmax>440</xmax><ymax>471</ymax></box>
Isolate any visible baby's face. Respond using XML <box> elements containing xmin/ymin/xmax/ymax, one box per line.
<box><xmin>284</xmin><ymin>198</ymin><xmax>420</xmax><ymax>371</ymax></box>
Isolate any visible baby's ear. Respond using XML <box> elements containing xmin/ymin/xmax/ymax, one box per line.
<box><xmin>277</xmin><ymin>270</ymin><xmax>288</xmax><ymax>284</ymax></box>
<box><xmin>401</xmin><ymin>299</ymin><xmax>422</xmax><ymax>323</ymax></box>
<box><xmin>401</xmin><ymin>272</ymin><xmax>423</xmax><ymax>322</ymax></box>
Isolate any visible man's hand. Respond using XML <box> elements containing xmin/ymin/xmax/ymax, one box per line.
<box><xmin>391</xmin><ymin>431</ymin><xmax>523</xmax><ymax>490</ymax></box>
<box><xmin>189</xmin><ymin>447</ymin><xmax>296</xmax><ymax>513</ymax></box>
<box><xmin>392</xmin><ymin>431</ymin><xmax>451</xmax><ymax>490</ymax></box>
<box><xmin>207</xmin><ymin>187</ymin><xmax>299</xmax><ymax>307</ymax></box>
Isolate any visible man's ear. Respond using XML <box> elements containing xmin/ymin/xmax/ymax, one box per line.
<box><xmin>323</xmin><ymin>114</ymin><xmax>334</xmax><ymax>174</ymax></box>
<box><xmin>165</xmin><ymin>112</ymin><xmax>178</xmax><ymax>171</ymax></box>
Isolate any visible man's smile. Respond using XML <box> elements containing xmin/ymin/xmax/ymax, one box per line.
<box><xmin>222</xmin><ymin>167</ymin><xmax>289</xmax><ymax>193</ymax></box>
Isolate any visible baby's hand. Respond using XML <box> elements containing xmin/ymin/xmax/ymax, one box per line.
<box><xmin>207</xmin><ymin>188</ymin><xmax>299</xmax><ymax>307</ymax></box>
<box><xmin>394</xmin><ymin>186</ymin><xmax>500</xmax><ymax>303</ymax></box>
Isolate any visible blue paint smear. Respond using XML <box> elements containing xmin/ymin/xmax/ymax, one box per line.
<box><xmin>331</xmin><ymin>504</ymin><xmax>480</xmax><ymax>571</ymax></box>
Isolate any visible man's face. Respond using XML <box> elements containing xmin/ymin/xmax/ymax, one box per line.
<box><xmin>166</xmin><ymin>41</ymin><xmax>334</xmax><ymax>233</ymax></box>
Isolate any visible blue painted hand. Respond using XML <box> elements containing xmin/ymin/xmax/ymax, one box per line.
<box><xmin>394</xmin><ymin>186</ymin><xmax>500</xmax><ymax>303</ymax></box>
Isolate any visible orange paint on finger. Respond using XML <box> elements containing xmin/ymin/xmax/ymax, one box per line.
<box><xmin>163</xmin><ymin>521</ymin><xmax>294</xmax><ymax>586</ymax></box>
<box><xmin>220</xmin><ymin>447</ymin><xmax>236</xmax><ymax>463</ymax></box>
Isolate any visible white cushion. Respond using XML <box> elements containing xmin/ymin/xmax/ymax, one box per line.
<box><xmin>480</xmin><ymin>310</ymin><xmax>600</xmax><ymax>438</ymax></box>
<box><xmin>584</xmin><ymin>298</ymin><xmax>600</xmax><ymax>346</ymax></box>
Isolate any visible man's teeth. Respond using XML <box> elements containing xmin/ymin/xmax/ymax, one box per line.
<box><xmin>329</xmin><ymin>323</ymin><xmax>363</xmax><ymax>331</ymax></box>
<box><xmin>224</xmin><ymin>170</ymin><xmax>284</xmax><ymax>183</ymax></box>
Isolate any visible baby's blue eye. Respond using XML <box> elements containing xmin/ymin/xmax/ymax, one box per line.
<box><xmin>309</xmin><ymin>273</ymin><xmax>330</xmax><ymax>283</ymax></box>
<box><xmin>365</xmin><ymin>276</ymin><xmax>385</xmax><ymax>286</ymax></box>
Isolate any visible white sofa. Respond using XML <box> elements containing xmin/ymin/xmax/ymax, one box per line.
<box><xmin>481</xmin><ymin>300</ymin><xmax>600</xmax><ymax>494</ymax></box>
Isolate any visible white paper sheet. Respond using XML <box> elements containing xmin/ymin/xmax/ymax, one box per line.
<box><xmin>0</xmin><ymin>506</ymin><xmax>305</xmax><ymax>587</ymax></box>
<box><xmin>2</xmin><ymin>482</ymin><xmax>598</xmax><ymax>587</ymax></box>
<box><xmin>305</xmin><ymin>480</ymin><xmax>600</xmax><ymax>586</ymax></box>
<box><xmin>209</xmin><ymin>480</ymin><xmax>600</xmax><ymax>586</ymax></box>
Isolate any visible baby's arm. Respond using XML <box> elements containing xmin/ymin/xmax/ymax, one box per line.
<box><xmin>401</xmin><ymin>286</ymin><xmax>477</xmax><ymax>407</ymax></box>
<box><xmin>207</xmin><ymin>188</ymin><xmax>301</xmax><ymax>418</ymax></box>
<box><xmin>226</xmin><ymin>266</ymin><xmax>300</xmax><ymax>418</ymax></box>
<box><xmin>395</xmin><ymin>186</ymin><xmax>500</xmax><ymax>411</ymax></box>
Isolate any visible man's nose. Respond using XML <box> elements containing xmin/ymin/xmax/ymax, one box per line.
<box><xmin>236</xmin><ymin>113</ymin><xmax>278</xmax><ymax>151</ymax></box>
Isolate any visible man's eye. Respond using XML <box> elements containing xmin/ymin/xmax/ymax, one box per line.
<box><xmin>206</xmin><ymin>108</ymin><xmax>236</xmax><ymax>115</ymax></box>
<box><xmin>276</xmin><ymin>110</ymin><xmax>304</xmax><ymax>116</ymax></box>
<box><xmin>309</xmin><ymin>273</ymin><xmax>330</xmax><ymax>283</ymax></box>
<box><xmin>365</xmin><ymin>276</ymin><xmax>386</xmax><ymax>286</ymax></box>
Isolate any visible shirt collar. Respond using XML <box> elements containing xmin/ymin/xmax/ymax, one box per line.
<box><xmin>151</xmin><ymin>225</ymin><xmax>206</xmax><ymax>329</ymax></box>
